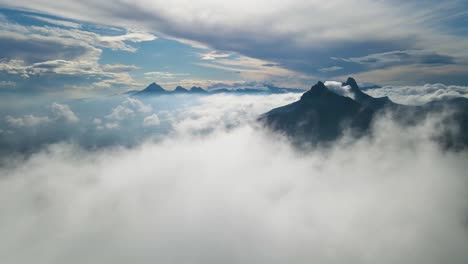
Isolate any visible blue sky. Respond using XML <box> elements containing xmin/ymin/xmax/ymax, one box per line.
<box><xmin>0</xmin><ymin>1</ymin><xmax>468</xmax><ymax>97</ymax></box>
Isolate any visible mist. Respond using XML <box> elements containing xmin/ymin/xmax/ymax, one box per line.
<box><xmin>0</xmin><ymin>93</ymin><xmax>467</xmax><ymax>264</ymax></box>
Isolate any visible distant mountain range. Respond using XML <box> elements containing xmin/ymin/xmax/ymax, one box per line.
<box><xmin>260</xmin><ymin>77</ymin><xmax>468</xmax><ymax>149</ymax></box>
<box><xmin>131</xmin><ymin>82</ymin><xmax>305</xmax><ymax>96</ymax></box>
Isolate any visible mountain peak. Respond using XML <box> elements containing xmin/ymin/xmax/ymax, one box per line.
<box><xmin>344</xmin><ymin>77</ymin><xmax>360</xmax><ymax>93</ymax></box>
<box><xmin>301</xmin><ymin>81</ymin><xmax>328</xmax><ymax>99</ymax></box>
<box><xmin>174</xmin><ymin>86</ymin><xmax>188</xmax><ymax>93</ymax></box>
<box><xmin>190</xmin><ymin>86</ymin><xmax>208</xmax><ymax>93</ymax></box>
<box><xmin>144</xmin><ymin>82</ymin><xmax>166</xmax><ymax>93</ymax></box>
<box><xmin>345</xmin><ymin>77</ymin><xmax>357</xmax><ymax>86</ymax></box>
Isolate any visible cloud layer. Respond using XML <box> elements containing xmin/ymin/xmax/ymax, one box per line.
<box><xmin>1</xmin><ymin>105</ymin><xmax>467</xmax><ymax>264</ymax></box>
<box><xmin>365</xmin><ymin>83</ymin><xmax>468</xmax><ymax>105</ymax></box>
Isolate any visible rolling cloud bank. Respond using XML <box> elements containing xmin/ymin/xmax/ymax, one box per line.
<box><xmin>0</xmin><ymin>89</ymin><xmax>468</xmax><ymax>264</ymax></box>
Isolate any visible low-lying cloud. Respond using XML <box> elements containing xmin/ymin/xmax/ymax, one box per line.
<box><xmin>365</xmin><ymin>83</ymin><xmax>468</xmax><ymax>105</ymax></box>
<box><xmin>0</xmin><ymin>92</ymin><xmax>467</xmax><ymax>264</ymax></box>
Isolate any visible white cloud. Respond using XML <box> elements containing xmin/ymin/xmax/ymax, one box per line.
<box><xmin>0</xmin><ymin>59</ymin><xmax>140</xmax><ymax>90</ymax></box>
<box><xmin>99</xmin><ymin>30</ymin><xmax>157</xmax><ymax>46</ymax></box>
<box><xmin>324</xmin><ymin>81</ymin><xmax>354</xmax><ymax>98</ymax></box>
<box><xmin>5</xmin><ymin>102</ymin><xmax>79</xmax><ymax>128</ymax></box>
<box><xmin>25</xmin><ymin>14</ymin><xmax>81</xmax><ymax>28</ymax></box>
<box><xmin>143</xmin><ymin>114</ymin><xmax>160</xmax><ymax>127</ymax></box>
<box><xmin>0</xmin><ymin>0</ymin><xmax>436</xmax><ymax>48</ymax></box>
<box><xmin>2</xmin><ymin>0</ymin><xmax>467</xmax><ymax>85</ymax></box>
<box><xmin>105</xmin><ymin>122</ymin><xmax>119</xmax><ymax>129</ymax></box>
<box><xmin>365</xmin><ymin>83</ymin><xmax>468</xmax><ymax>105</ymax></box>
<box><xmin>318</xmin><ymin>66</ymin><xmax>343</xmax><ymax>73</ymax></box>
<box><xmin>106</xmin><ymin>105</ymin><xmax>135</xmax><ymax>121</ymax></box>
<box><xmin>196</xmin><ymin>54</ymin><xmax>313</xmax><ymax>83</ymax></box>
<box><xmin>0</xmin><ymin>112</ymin><xmax>467</xmax><ymax>264</ymax></box>
<box><xmin>200</xmin><ymin>51</ymin><xmax>232</xmax><ymax>60</ymax></box>
<box><xmin>106</xmin><ymin>98</ymin><xmax>152</xmax><ymax>121</ymax></box>
<box><xmin>51</xmin><ymin>102</ymin><xmax>79</xmax><ymax>123</ymax></box>
<box><xmin>5</xmin><ymin>114</ymin><xmax>51</xmax><ymax>127</ymax></box>
<box><xmin>144</xmin><ymin>71</ymin><xmax>190</xmax><ymax>79</ymax></box>
<box><xmin>126</xmin><ymin>98</ymin><xmax>152</xmax><ymax>113</ymax></box>
<box><xmin>0</xmin><ymin>17</ymin><xmax>154</xmax><ymax>91</ymax></box>
<box><xmin>172</xmin><ymin>93</ymin><xmax>301</xmax><ymax>134</ymax></box>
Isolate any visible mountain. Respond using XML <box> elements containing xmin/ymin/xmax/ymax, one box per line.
<box><xmin>132</xmin><ymin>83</ymin><xmax>304</xmax><ymax>96</ymax></box>
<box><xmin>344</xmin><ymin>77</ymin><xmax>394</xmax><ymax>110</ymax></box>
<box><xmin>133</xmin><ymin>83</ymin><xmax>169</xmax><ymax>96</ymax></box>
<box><xmin>260</xmin><ymin>81</ymin><xmax>374</xmax><ymax>143</ymax></box>
<box><xmin>174</xmin><ymin>86</ymin><xmax>189</xmax><ymax>94</ymax></box>
<box><xmin>190</xmin><ymin>86</ymin><xmax>208</xmax><ymax>94</ymax></box>
<box><xmin>259</xmin><ymin>77</ymin><xmax>468</xmax><ymax>148</ymax></box>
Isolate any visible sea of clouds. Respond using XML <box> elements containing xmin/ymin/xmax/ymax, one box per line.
<box><xmin>0</xmin><ymin>91</ymin><xmax>467</xmax><ymax>264</ymax></box>
<box><xmin>364</xmin><ymin>83</ymin><xmax>468</xmax><ymax>105</ymax></box>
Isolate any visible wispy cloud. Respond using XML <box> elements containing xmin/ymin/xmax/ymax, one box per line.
<box><xmin>25</xmin><ymin>14</ymin><xmax>81</xmax><ymax>28</ymax></box>
<box><xmin>200</xmin><ymin>51</ymin><xmax>232</xmax><ymax>60</ymax></box>
<box><xmin>318</xmin><ymin>66</ymin><xmax>343</xmax><ymax>73</ymax></box>
<box><xmin>144</xmin><ymin>71</ymin><xmax>190</xmax><ymax>79</ymax></box>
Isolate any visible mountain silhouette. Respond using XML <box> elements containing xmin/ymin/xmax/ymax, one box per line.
<box><xmin>134</xmin><ymin>83</ymin><xmax>169</xmax><ymax>95</ymax></box>
<box><xmin>190</xmin><ymin>86</ymin><xmax>209</xmax><ymax>94</ymax></box>
<box><xmin>260</xmin><ymin>78</ymin><xmax>468</xmax><ymax>148</ymax></box>
<box><xmin>132</xmin><ymin>83</ymin><xmax>304</xmax><ymax>96</ymax></box>
<box><xmin>344</xmin><ymin>77</ymin><xmax>394</xmax><ymax>110</ymax></box>
<box><xmin>174</xmin><ymin>86</ymin><xmax>190</xmax><ymax>94</ymax></box>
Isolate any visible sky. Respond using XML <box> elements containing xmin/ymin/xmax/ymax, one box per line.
<box><xmin>0</xmin><ymin>1</ymin><xmax>468</xmax><ymax>97</ymax></box>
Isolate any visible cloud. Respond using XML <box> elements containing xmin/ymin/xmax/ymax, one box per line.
<box><xmin>2</xmin><ymin>0</ymin><xmax>468</xmax><ymax>84</ymax></box>
<box><xmin>143</xmin><ymin>113</ymin><xmax>160</xmax><ymax>127</ymax></box>
<box><xmin>318</xmin><ymin>66</ymin><xmax>343</xmax><ymax>73</ymax></box>
<box><xmin>0</xmin><ymin>59</ymin><xmax>140</xmax><ymax>91</ymax></box>
<box><xmin>0</xmin><ymin>110</ymin><xmax>467</xmax><ymax>264</ymax></box>
<box><xmin>348</xmin><ymin>64</ymin><xmax>468</xmax><ymax>86</ymax></box>
<box><xmin>206</xmin><ymin>81</ymin><xmax>270</xmax><ymax>90</ymax></box>
<box><xmin>5</xmin><ymin>114</ymin><xmax>51</xmax><ymax>127</ymax></box>
<box><xmin>25</xmin><ymin>14</ymin><xmax>81</xmax><ymax>28</ymax></box>
<box><xmin>196</xmin><ymin>54</ymin><xmax>312</xmax><ymax>84</ymax></box>
<box><xmin>50</xmin><ymin>102</ymin><xmax>79</xmax><ymax>123</ymax></box>
<box><xmin>333</xmin><ymin>50</ymin><xmax>456</xmax><ymax>68</ymax></box>
<box><xmin>106</xmin><ymin>98</ymin><xmax>153</xmax><ymax>121</ymax></box>
<box><xmin>172</xmin><ymin>93</ymin><xmax>301</xmax><ymax>135</ymax></box>
<box><xmin>99</xmin><ymin>30</ymin><xmax>157</xmax><ymax>44</ymax></box>
<box><xmin>102</xmin><ymin>64</ymin><xmax>140</xmax><ymax>73</ymax></box>
<box><xmin>144</xmin><ymin>71</ymin><xmax>190</xmax><ymax>79</ymax></box>
<box><xmin>0</xmin><ymin>16</ymin><xmax>155</xmax><ymax>93</ymax></box>
<box><xmin>200</xmin><ymin>51</ymin><xmax>232</xmax><ymax>60</ymax></box>
<box><xmin>0</xmin><ymin>21</ymin><xmax>101</xmax><ymax>64</ymax></box>
<box><xmin>365</xmin><ymin>83</ymin><xmax>468</xmax><ymax>105</ymax></box>
<box><xmin>0</xmin><ymin>92</ymin><xmax>302</xmax><ymax>155</ymax></box>
<box><xmin>324</xmin><ymin>81</ymin><xmax>354</xmax><ymax>98</ymax></box>
<box><xmin>106</xmin><ymin>105</ymin><xmax>135</xmax><ymax>121</ymax></box>
<box><xmin>4</xmin><ymin>102</ymin><xmax>79</xmax><ymax>128</ymax></box>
